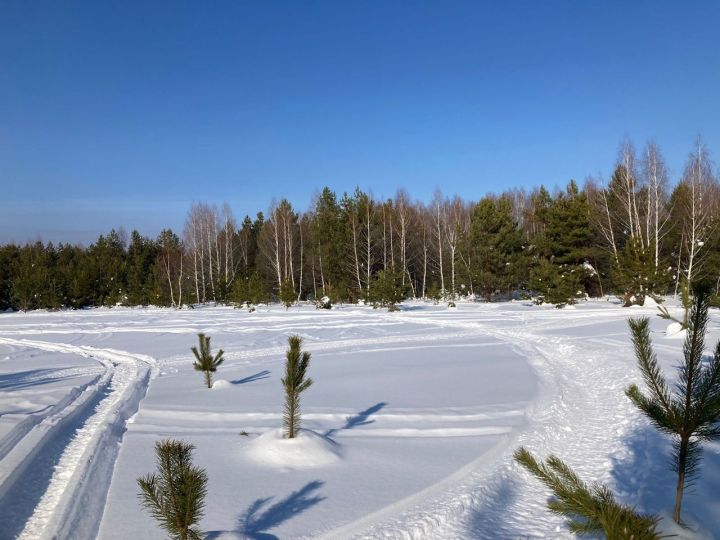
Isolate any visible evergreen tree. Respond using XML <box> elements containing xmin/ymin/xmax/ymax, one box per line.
<box><xmin>126</xmin><ymin>230</ymin><xmax>158</xmax><ymax>306</ymax></box>
<box><xmin>547</xmin><ymin>181</ymin><xmax>593</xmax><ymax>266</ymax></box>
<box><xmin>231</xmin><ymin>271</ymin><xmax>269</xmax><ymax>306</ymax></box>
<box><xmin>369</xmin><ymin>268</ymin><xmax>409</xmax><ymax>311</ymax></box>
<box><xmin>515</xmin><ymin>447</ymin><xmax>659</xmax><ymax>538</ymax></box>
<box><xmin>137</xmin><ymin>439</ymin><xmax>207</xmax><ymax>540</ymax></box>
<box><xmin>312</xmin><ymin>187</ymin><xmax>350</xmax><ymax>301</ymax></box>
<box><xmin>657</xmin><ymin>278</ymin><xmax>692</xmax><ymax>329</ymax></box>
<box><xmin>468</xmin><ymin>196</ymin><xmax>525</xmax><ymax>300</ymax></box>
<box><xmin>11</xmin><ymin>242</ymin><xmax>55</xmax><ymax>310</ymax></box>
<box><xmin>530</xmin><ymin>258</ymin><xmax>584</xmax><ymax>307</ymax></box>
<box><xmin>613</xmin><ymin>237</ymin><xmax>670</xmax><ymax>307</ymax></box>
<box><xmin>0</xmin><ymin>245</ymin><xmax>19</xmax><ymax>310</ymax></box>
<box><xmin>282</xmin><ymin>335</ymin><xmax>313</xmax><ymax>439</ymax></box>
<box><xmin>85</xmin><ymin>230</ymin><xmax>127</xmax><ymax>306</ymax></box>
<box><xmin>279</xmin><ymin>278</ymin><xmax>295</xmax><ymax>309</ymax></box>
<box><xmin>626</xmin><ymin>286</ymin><xmax>720</xmax><ymax>524</ymax></box>
<box><xmin>191</xmin><ymin>333</ymin><xmax>225</xmax><ymax>388</ymax></box>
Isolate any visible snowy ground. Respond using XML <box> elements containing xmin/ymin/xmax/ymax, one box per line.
<box><xmin>0</xmin><ymin>300</ymin><xmax>718</xmax><ymax>539</ymax></box>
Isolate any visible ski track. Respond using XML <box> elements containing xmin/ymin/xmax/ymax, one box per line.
<box><xmin>0</xmin><ymin>338</ymin><xmax>156</xmax><ymax>540</ymax></box>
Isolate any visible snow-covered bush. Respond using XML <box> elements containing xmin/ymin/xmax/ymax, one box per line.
<box><xmin>316</xmin><ymin>296</ymin><xmax>332</xmax><ymax>309</ymax></box>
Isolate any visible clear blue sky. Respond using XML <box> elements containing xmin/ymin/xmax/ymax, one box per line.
<box><xmin>2</xmin><ymin>1</ymin><xmax>719</xmax><ymax>245</ymax></box>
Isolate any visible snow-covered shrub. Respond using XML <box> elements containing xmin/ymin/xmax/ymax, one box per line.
<box><xmin>316</xmin><ymin>296</ymin><xmax>332</xmax><ymax>309</ymax></box>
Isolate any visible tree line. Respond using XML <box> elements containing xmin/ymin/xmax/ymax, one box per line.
<box><xmin>2</xmin><ymin>138</ymin><xmax>719</xmax><ymax>311</ymax></box>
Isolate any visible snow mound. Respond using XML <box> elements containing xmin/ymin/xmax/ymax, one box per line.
<box><xmin>665</xmin><ymin>322</ymin><xmax>687</xmax><ymax>340</ymax></box>
<box><xmin>245</xmin><ymin>427</ymin><xmax>341</xmax><ymax>468</ymax></box>
<box><xmin>212</xmin><ymin>379</ymin><xmax>232</xmax><ymax>389</ymax></box>
<box><xmin>643</xmin><ymin>296</ymin><xmax>659</xmax><ymax>307</ymax></box>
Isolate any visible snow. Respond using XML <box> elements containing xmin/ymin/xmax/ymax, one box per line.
<box><xmin>245</xmin><ymin>428</ymin><xmax>342</xmax><ymax>468</ymax></box>
<box><xmin>665</xmin><ymin>321</ymin><xmax>687</xmax><ymax>339</ymax></box>
<box><xmin>0</xmin><ymin>300</ymin><xmax>717</xmax><ymax>539</ymax></box>
<box><xmin>212</xmin><ymin>379</ymin><xmax>232</xmax><ymax>390</ymax></box>
<box><xmin>643</xmin><ymin>296</ymin><xmax>659</xmax><ymax>307</ymax></box>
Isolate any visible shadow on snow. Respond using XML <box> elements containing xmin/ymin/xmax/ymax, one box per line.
<box><xmin>207</xmin><ymin>481</ymin><xmax>325</xmax><ymax>540</ymax></box>
<box><xmin>325</xmin><ymin>402</ymin><xmax>387</xmax><ymax>437</ymax></box>
<box><xmin>609</xmin><ymin>421</ymin><xmax>720</xmax><ymax>535</ymax></box>
<box><xmin>230</xmin><ymin>370</ymin><xmax>271</xmax><ymax>385</ymax></box>
<box><xmin>0</xmin><ymin>368</ymin><xmax>77</xmax><ymax>390</ymax></box>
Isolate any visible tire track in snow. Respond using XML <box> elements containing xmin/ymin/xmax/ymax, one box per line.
<box><xmin>0</xmin><ymin>338</ymin><xmax>157</xmax><ymax>540</ymax></box>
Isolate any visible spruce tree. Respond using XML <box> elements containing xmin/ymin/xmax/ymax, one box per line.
<box><xmin>626</xmin><ymin>285</ymin><xmax>720</xmax><ymax>524</ymax></box>
<box><xmin>137</xmin><ymin>439</ymin><xmax>207</xmax><ymax>540</ymax></box>
<box><xmin>515</xmin><ymin>447</ymin><xmax>659</xmax><ymax>538</ymax></box>
<box><xmin>282</xmin><ymin>335</ymin><xmax>313</xmax><ymax>438</ymax></box>
<box><xmin>191</xmin><ymin>333</ymin><xmax>225</xmax><ymax>388</ymax></box>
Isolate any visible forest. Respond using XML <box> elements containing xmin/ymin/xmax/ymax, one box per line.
<box><xmin>2</xmin><ymin>139</ymin><xmax>719</xmax><ymax>311</ymax></box>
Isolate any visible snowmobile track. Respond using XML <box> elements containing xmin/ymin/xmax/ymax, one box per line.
<box><xmin>0</xmin><ymin>338</ymin><xmax>156</xmax><ymax>540</ymax></box>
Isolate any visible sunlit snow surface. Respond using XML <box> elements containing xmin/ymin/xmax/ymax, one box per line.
<box><xmin>0</xmin><ymin>299</ymin><xmax>717</xmax><ymax>539</ymax></box>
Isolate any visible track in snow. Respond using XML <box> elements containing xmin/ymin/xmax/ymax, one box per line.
<box><xmin>320</xmin><ymin>310</ymin><xmax>646</xmax><ymax>539</ymax></box>
<box><xmin>0</xmin><ymin>338</ymin><xmax>156</xmax><ymax>540</ymax></box>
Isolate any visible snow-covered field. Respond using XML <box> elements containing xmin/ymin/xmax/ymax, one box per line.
<box><xmin>0</xmin><ymin>300</ymin><xmax>718</xmax><ymax>539</ymax></box>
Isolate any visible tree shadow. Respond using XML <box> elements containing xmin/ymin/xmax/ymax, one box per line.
<box><xmin>0</xmin><ymin>368</ymin><xmax>75</xmax><ymax>390</ymax></box>
<box><xmin>464</xmin><ymin>473</ymin><xmax>525</xmax><ymax>538</ymax></box>
<box><xmin>231</xmin><ymin>370</ymin><xmax>271</xmax><ymax>385</ymax></box>
<box><xmin>325</xmin><ymin>402</ymin><xmax>387</xmax><ymax>437</ymax></box>
<box><xmin>610</xmin><ymin>421</ymin><xmax>720</xmax><ymax>534</ymax></box>
<box><xmin>206</xmin><ymin>481</ymin><xmax>325</xmax><ymax>539</ymax></box>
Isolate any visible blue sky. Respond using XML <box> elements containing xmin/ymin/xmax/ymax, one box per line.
<box><xmin>2</xmin><ymin>1</ymin><xmax>719</xmax><ymax>244</ymax></box>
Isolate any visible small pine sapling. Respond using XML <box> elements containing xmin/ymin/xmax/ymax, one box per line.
<box><xmin>657</xmin><ymin>278</ymin><xmax>692</xmax><ymax>329</ymax></box>
<box><xmin>137</xmin><ymin>439</ymin><xmax>208</xmax><ymax>540</ymax></box>
<box><xmin>515</xmin><ymin>447</ymin><xmax>659</xmax><ymax>538</ymax></box>
<box><xmin>191</xmin><ymin>333</ymin><xmax>225</xmax><ymax>388</ymax></box>
<box><xmin>282</xmin><ymin>335</ymin><xmax>313</xmax><ymax>438</ymax></box>
<box><xmin>626</xmin><ymin>285</ymin><xmax>720</xmax><ymax>524</ymax></box>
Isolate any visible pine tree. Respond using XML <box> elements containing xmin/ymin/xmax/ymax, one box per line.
<box><xmin>468</xmin><ymin>196</ymin><xmax>525</xmax><ymax>300</ymax></box>
<box><xmin>282</xmin><ymin>335</ymin><xmax>313</xmax><ymax>439</ymax></box>
<box><xmin>530</xmin><ymin>258</ymin><xmax>584</xmax><ymax>307</ymax></box>
<box><xmin>515</xmin><ymin>447</ymin><xmax>659</xmax><ymax>538</ymax></box>
<box><xmin>613</xmin><ymin>237</ymin><xmax>669</xmax><ymax>307</ymax></box>
<box><xmin>137</xmin><ymin>439</ymin><xmax>207</xmax><ymax>540</ymax></box>
<box><xmin>369</xmin><ymin>268</ymin><xmax>408</xmax><ymax>311</ymax></box>
<box><xmin>191</xmin><ymin>333</ymin><xmax>225</xmax><ymax>388</ymax></box>
<box><xmin>626</xmin><ymin>285</ymin><xmax>720</xmax><ymax>524</ymax></box>
<box><xmin>279</xmin><ymin>279</ymin><xmax>295</xmax><ymax>309</ymax></box>
<box><xmin>657</xmin><ymin>278</ymin><xmax>691</xmax><ymax>329</ymax></box>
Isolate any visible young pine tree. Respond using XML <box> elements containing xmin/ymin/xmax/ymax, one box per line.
<box><xmin>191</xmin><ymin>333</ymin><xmax>225</xmax><ymax>388</ymax></box>
<box><xmin>626</xmin><ymin>285</ymin><xmax>720</xmax><ymax>524</ymax></box>
<box><xmin>657</xmin><ymin>278</ymin><xmax>692</xmax><ymax>329</ymax></box>
<box><xmin>137</xmin><ymin>439</ymin><xmax>208</xmax><ymax>540</ymax></box>
<box><xmin>279</xmin><ymin>279</ymin><xmax>296</xmax><ymax>310</ymax></box>
<box><xmin>282</xmin><ymin>335</ymin><xmax>313</xmax><ymax>438</ymax></box>
<box><xmin>515</xmin><ymin>447</ymin><xmax>659</xmax><ymax>538</ymax></box>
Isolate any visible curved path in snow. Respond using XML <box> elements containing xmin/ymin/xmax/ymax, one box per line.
<box><xmin>321</xmin><ymin>310</ymin><xmax>643</xmax><ymax>539</ymax></box>
<box><xmin>0</xmin><ymin>338</ymin><xmax>156</xmax><ymax>540</ymax></box>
